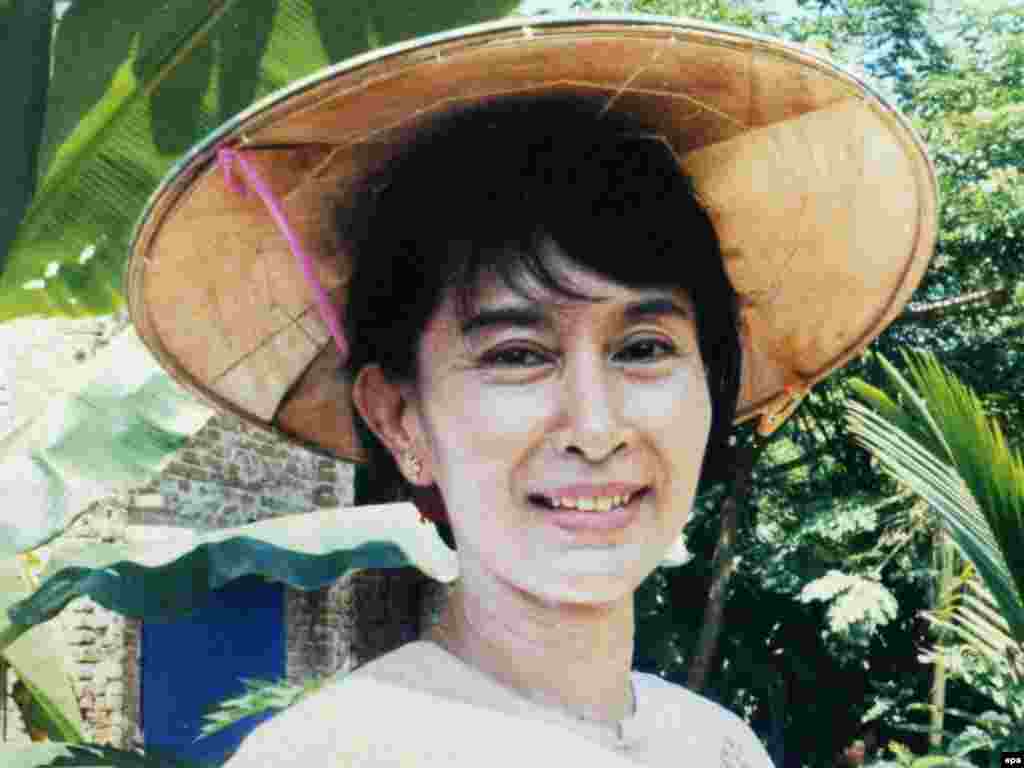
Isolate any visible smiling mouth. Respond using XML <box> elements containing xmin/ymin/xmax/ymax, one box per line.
<box><xmin>529</xmin><ymin>489</ymin><xmax>649</xmax><ymax>534</ymax></box>
<box><xmin>527</xmin><ymin>488</ymin><xmax>650</xmax><ymax>512</ymax></box>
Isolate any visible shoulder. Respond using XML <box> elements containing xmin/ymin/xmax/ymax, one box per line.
<box><xmin>220</xmin><ymin>668</ymin><xmax>363</xmax><ymax>767</ymax></box>
<box><xmin>633</xmin><ymin>672</ymin><xmax>775</xmax><ymax>768</ymax></box>
<box><xmin>223</xmin><ymin>645</ymin><xmax>439</xmax><ymax>767</ymax></box>
<box><xmin>225</xmin><ymin>645</ymin><xmax>638</xmax><ymax>768</ymax></box>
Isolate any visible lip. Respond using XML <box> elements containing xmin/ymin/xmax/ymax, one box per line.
<box><xmin>546</xmin><ymin>502</ymin><xmax>639</xmax><ymax>532</ymax></box>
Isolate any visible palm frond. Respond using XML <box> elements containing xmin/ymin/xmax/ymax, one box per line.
<box><xmin>198</xmin><ymin>676</ymin><xmax>324</xmax><ymax>739</ymax></box>
<box><xmin>846</xmin><ymin>350</ymin><xmax>1024</xmax><ymax>644</ymax></box>
<box><xmin>901</xmin><ymin>353</ymin><xmax>1024</xmax><ymax>599</ymax></box>
<box><xmin>923</xmin><ymin>575</ymin><xmax>1018</xmax><ymax>672</ymax></box>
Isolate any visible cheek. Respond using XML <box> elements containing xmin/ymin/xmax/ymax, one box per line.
<box><xmin>624</xmin><ymin>367</ymin><xmax>711</xmax><ymax>442</ymax></box>
<box><xmin>429</xmin><ymin>381</ymin><xmax>549</xmax><ymax>468</ymax></box>
<box><xmin>625</xmin><ymin>370</ymin><xmax>710</xmax><ymax>520</ymax></box>
<box><xmin>422</xmin><ymin>386</ymin><xmax>546</xmax><ymax>526</ymax></box>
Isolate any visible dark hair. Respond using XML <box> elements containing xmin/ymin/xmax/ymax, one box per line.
<box><xmin>337</xmin><ymin>93</ymin><xmax>742</xmax><ymax>529</ymax></box>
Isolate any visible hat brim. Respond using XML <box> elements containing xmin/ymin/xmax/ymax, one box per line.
<box><xmin>127</xmin><ymin>14</ymin><xmax>938</xmax><ymax>462</ymax></box>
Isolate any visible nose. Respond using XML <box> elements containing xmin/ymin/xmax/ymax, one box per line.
<box><xmin>552</xmin><ymin>348</ymin><xmax>632</xmax><ymax>462</ymax></box>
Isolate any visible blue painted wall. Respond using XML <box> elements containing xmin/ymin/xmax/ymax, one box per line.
<box><xmin>141</xmin><ymin>576</ymin><xmax>286</xmax><ymax>765</ymax></box>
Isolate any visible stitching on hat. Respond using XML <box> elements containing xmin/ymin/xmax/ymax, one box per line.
<box><xmin>260</xmin><ymin>256</ymin><xmax>303</xmax><ymax>327</ymax></box>
<box><xmin>212</xmin><ymin>314</ymin><xmax>310</xmax><ymax>383</ymax></box>
<box><xmin>598</xmin><ymin>43</ymin><xmax>667</xmax><ymax>117</ymax></box>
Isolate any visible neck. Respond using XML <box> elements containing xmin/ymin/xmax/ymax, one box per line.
<box><xmin>426</xmin><ymin>575</ymin><xmax>636</xmax><ymax>725</ymax></box>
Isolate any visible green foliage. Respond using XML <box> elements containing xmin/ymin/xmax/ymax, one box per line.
<box><xmin>0</xmin><ymin>0</ymin><xmax>53</xmax><ymax>276</ymax></box>
<box><xmin>920</xmin><ymin>645</ymin><xmax>1024</xmax><ymax>725</ymax></box>
<box><xmin>798</xmin><ymin>571</ymin><xmax>900</xmax><ymax>659</ymax></box>
<box><xmin>6</xmin><ymin>743</ymin><xmax>208</xmax><ymax>768</ymax></box>
<box><xmin>889</xmin><ymin>5</ymin><xmax>1024</xmax><ymax>435</ymax></box>
<box><xmin>0</xmin><ymin>0</ymin><xmax>520</xmax><ymax>321</ymax></box>
<box><xmin>881</xmin><ymin>692</ymin><xmax>1024</xmax><ymax>768</ymax></box>
<box><xmin>787</xmin><ymin>0</ymin><xmax>951</xmax><ymax>101</ymax></box>
<box><xmin>871</xmin><ymin>739</ymin><xmax>976</xmax><ymax>768</ymax></box>
<box><xmin>922</xmin><ymin>570</ymin><xmax>1020</xmax><ymax>681</ymax></box>
<box><xmin>848</xmin><ymin>350</ymin><xmax>1024</xmax><ymax>757</ymax></box>
<box><xmin>199</xmin><ymin>676</ymin><xmax>325</xmax><ymax>739</ymax></box>
<box><xmin>742</xmin><ymin>490</ymin><xmax>922</xmax><ymax>671</ymax></box>
<box><xmin>915</xmin><ymin>568</ymin><xmax>1024</xmax><ymax>764</ymax></box>
<box><xmin>848</xmin><ymin>351</ymin><xmax>1024</xmax><ymax>641</ymax></box>
<box><xmin>1</xmin><ymin>557</ymin><xmax>85</xmax><ymax>743</ymax></box>
<box><xmin>571</xmin><ymin>0</ymin><xmax>780</xmax><ymax>31</ymax></box>
<box><xmin>5</xmin><ymin>629</ymin><xmax>85</xmax><ymax>744</ymax></box>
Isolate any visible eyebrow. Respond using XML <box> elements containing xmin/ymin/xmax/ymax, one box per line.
<box><xmin>459</xmin><ymin>296</ymin><xmax>692</xmax><ymax>337</ymax></box>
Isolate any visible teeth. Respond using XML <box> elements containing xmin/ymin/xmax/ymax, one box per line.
<box><xmin>547</xmin><ymin>493</ymin><xmax>639</xmax><ymax>511</ymax></box>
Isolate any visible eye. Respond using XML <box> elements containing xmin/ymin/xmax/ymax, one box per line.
<box><xmin>614</xmin><ymin>338</ymin><xmax>678</xmax><ymax>363</ymax></box>
<box><xmin>479</xmin><ymin>346</ymin><xmax>551</xmax><ymax>368</ymax></box>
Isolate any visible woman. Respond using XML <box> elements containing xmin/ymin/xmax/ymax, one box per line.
<box><xmin>127</xmin><ymin>14</ymin><xmax>937</xmax><ymax>767</ymax></box>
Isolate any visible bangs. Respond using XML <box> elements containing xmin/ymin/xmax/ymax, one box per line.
<box><xmin>421</xmin><ymin>120</ymin><xmax>717</xmax><ymax>328</ymax></box>
<box><xmin>447</xmin><ymin>226</ymin><xmax>700</xmax><ymax>331</ymax></box>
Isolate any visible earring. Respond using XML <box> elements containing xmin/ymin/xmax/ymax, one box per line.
<box><xmin>403</xmin><ymin>452</ymin><xmax>422</xmax><ymax>482</ymax></box>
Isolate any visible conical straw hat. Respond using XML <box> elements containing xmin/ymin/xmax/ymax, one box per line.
<box><xmin>127</xmin><ymin>15</ymin><xmax>938</xmax><ymax>462</ymax></box>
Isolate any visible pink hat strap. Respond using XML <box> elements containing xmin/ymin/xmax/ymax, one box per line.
<box><xmin>217</xmin><ymin>146</ymin><xmax>350</xmax><ymax>365</ymax></box>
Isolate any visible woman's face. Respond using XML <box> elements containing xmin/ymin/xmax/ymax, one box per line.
<box><xmin>386</xmin><ymin>241</ymin><xmax>711</xmax><ymax>605</ymax></box>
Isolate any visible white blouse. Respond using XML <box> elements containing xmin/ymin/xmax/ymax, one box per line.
<box><xmin>226</xmin><ymin>640</ymin><xmax>775</xmax><ymax>767</ymax></box>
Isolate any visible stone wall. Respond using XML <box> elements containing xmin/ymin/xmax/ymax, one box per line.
<box><xmin>1</xmin><ymin>315</ymin><xmax>446</xmax><ymax>752</ymax></box>
<box><xmin>134</xmin><ymin>412</ymin><xmax>352</xmax><ymax>533</ymax></box>
<box><xmin>59</xmin><ymin>497</ymin><xmax>137</xmax><ymax>747</ymax></box>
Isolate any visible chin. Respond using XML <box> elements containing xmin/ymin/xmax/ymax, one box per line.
<box><xmin>534</xmin><ymin>586</ymin><xmax>634</xmax><ymax>607</ymax></box>
<box><xmin>513</xmin><ymin>554</ymin><xmax>653</xmax><ymax>606</ymax></box>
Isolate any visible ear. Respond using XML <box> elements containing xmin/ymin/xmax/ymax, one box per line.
<box><xmin>351</xmin><ymin>364</ymin><xmax>433</xmax><ymax>486</ymax></box>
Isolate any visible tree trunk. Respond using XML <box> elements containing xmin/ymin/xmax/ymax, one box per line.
<box><xmin>687</xmin><ymin>444</ymin><xmax>758</xmax><ymax>693</ymax></box>
<box><xmin>895</xmin><ymin>286</ymin><xmax>1013</xmax><ymax>326</ymax></box>
<box><xmin>929</xmin><ymin>529</ymin><xmax>956</xmax><ymax>750</ymax></box>
<box><xmin>771</xmin><ymin>666</ymin><xmax>789</xmax><ymax>768</ymax></box>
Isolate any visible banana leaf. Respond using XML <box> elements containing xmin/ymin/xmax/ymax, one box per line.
<box><xmin>0</xmin><ymin>0</ymin><xmax>519</xmax><ymax>319</ymax></box>
<box><xmin>3</xmin><ymin>501</ymin><xmax>457</xmax><ymax>651</ymax></box>
<box><xmin>846</xmin><ymin>350</ymin><xmax>1024</xmax><ymax>644</ymax></box>
<box><xmin>6</xmin><ymin>743</ymin><xmax>206</xmax><ymax>768</ymax></box>
<box><xmin>0</xmin><ymin>0</ymin><xmax>52</xmax><ymax>274</ymax></box>
<box><xmin>0</xmin><ymin>327</ymin><xmax>214</xmax><ymax>556</ymax></box>
<box><xmin>0</xmin><ymin>557</ymin><xmax>85</xmax><ymax>744</ymax></box>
